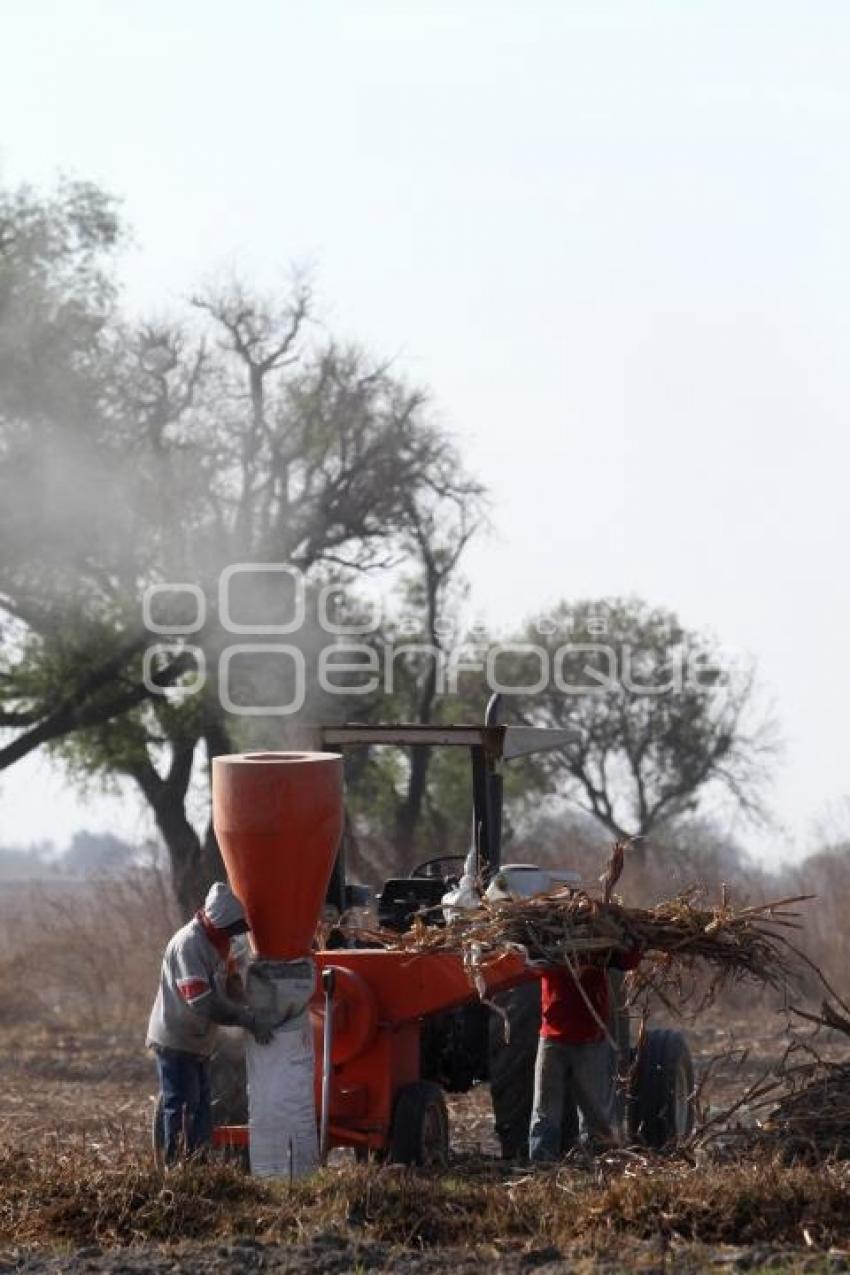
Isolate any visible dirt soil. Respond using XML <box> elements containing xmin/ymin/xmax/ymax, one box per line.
<box><xmin>6</xmin><ymin>1235</ymin><xmax>848</xmax><ymax>1275</ymax></box>
<box><xmin>1</xmin><ymin>1009</ymin><xmax>849</xmax><ymax>1273</ymax></box>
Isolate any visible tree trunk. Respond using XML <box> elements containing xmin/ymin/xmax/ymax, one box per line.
<box><xmin>147</xmin><ymin>784</ymin><xmax>207</xmax><ymax>918</ymax></box>
<box><xmin>125</xmin><ymin>740</ymin><xmax>210</xmax><ymax>919</ymax></box>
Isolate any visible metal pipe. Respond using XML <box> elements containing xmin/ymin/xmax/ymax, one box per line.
<box><xmin>319</xmin><ymin>966</ymin><xmax>336</xmax><ymax>1164</ymax></box>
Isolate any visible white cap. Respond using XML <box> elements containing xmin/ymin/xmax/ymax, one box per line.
<box><xmin>203</xmin><ymin>881</ymin><xmax>245</xmax><ymax>929</ymax></box>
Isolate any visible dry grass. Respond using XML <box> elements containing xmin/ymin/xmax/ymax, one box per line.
<box><xmin>2</xmin><ymin>1142</ymin><xmax>850</xmax><ymax>1253</ymax></box>
<box><xmin>0</xmin><ymin>867</ymin><xmax>177</xmax><ymax>1031</ymax></box>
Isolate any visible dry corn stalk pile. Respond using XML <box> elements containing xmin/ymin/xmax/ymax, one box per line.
<box><xmin>763</xmin><ymin>1064</ymin><xmax>850</xmax><ymax>1158</ymax></box>
<box><xmin>379</xmin><ymin>885</ymin><xmax>810</xmax><ymax>994</ymax></box>
<box><xmin>754</xmin><ymin>1002</ymin><xmax>850</xmax><ymax>1159</ymax></box>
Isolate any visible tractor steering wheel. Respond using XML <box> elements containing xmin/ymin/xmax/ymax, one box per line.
<box><xmin>409</xmin><ymin>855</ymin><xmax>466</xmax><ymax>881</ymax></box>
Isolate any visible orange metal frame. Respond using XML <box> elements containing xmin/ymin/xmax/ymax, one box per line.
<box><xmin>311</xmin><ymin>947</ymin><xmax>534</xmax><ymax>1154</ymax></box>
<box><xmin>213</xmin><ymin>946</ymin><xmax>536</xmax><ymax>1157</ymax></box>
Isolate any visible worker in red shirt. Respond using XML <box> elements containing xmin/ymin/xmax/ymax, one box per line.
<box><xmin>528</xmin><ymin>944</ymin><xmax>642</xmax><ymax>1161</ymax></box>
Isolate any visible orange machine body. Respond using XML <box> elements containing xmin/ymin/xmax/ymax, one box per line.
<box><xmin>308</xmin><ymin>947</ymin><xmax>536</xmax><ymax>1154</ymax></box>
<box><xmin>212</xmin><ymin>751</ymin><xmax>343</xmax><ymax>960</ymax></box>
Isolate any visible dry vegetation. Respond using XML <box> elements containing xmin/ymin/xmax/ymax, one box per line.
<box><xmin>4</xmin><ymin>1142</ymin><xmax>850</xmax><ymax>1254</ymax></box>
<box><xmin>2</xmin><ymin>850</ymin><xmax>850</xmax><ymax>1270</ymax></box>
<box><xmin>0</xmin><ymin>867</ymin><xmax>177</xmax><ymax>1032</ymax></box>
<box><xmin>514</xmin><ymin>828</ymin><xmax>850</xmax><ymax>1001</ymax></box>
<box><xmin>386</xmin><ymin>882</ymin><xmax>808</xmax><ymax>1001</ymax></box>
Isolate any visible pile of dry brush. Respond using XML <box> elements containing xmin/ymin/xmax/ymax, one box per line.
<box><xmin>368</xmin><ymin>842</ymin><xmax>811</xmax><ymax>1004</ymax></box>
<box><xmin>746</xmin><ymin>1002</ymin><xmax>850</xmax><ymax>1161</ymax></box>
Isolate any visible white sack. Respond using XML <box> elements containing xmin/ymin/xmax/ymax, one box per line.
<box><xmin>246</xmin><ymin>1012</ymin><xmax>318</xmax><ymax>1178</ymax></box>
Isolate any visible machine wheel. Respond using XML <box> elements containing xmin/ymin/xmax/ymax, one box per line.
<box><xmin>627</xmin><ymin>1028</ymin><xmax>695</xmax><ymax>1148</ymax></box>
<box><xmin>387</xmin><ymin>1081</ymin><xmax>450</xmax><ymax>1167</ymax></box>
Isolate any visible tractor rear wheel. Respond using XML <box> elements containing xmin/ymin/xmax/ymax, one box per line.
<box><xmin>387</xmin><ymin>1081</ymin><xmax>450</xmax><ymax>1167</ymax></box>
<box><xmin>627</xmin><ymin>1028</ymin><xmax>694</xmax><ymax>1148</ymax></box>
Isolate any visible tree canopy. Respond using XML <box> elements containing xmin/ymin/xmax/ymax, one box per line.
<box><xmin>0</xmin><ymin>179</ymin><xmax>484</xmax><ymax>910</ymax></box>
<box><xmin>0</xmin><ymin>179</ymin><xmax>778</xmax><ymax>909</ymax></box>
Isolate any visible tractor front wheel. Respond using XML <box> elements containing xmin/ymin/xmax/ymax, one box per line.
<box><xmin>387</xmin><ymin>1081</ymin><xmax>450</xmax><ymax>1167</ymax></box>
<box><xmin>627</xmin><ymin>1028</ymin><xmax>695</xmax><ymax>1148</ymax></box>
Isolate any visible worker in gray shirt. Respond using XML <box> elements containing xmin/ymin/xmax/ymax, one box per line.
<box><xmin>147</xmin><ymin>881</ymin><xmax>274</xmax><ymax>1163</ymax></box>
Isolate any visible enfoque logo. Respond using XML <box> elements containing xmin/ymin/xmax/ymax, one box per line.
<box><xmin>141</xmin><ymin>564</ymin><xmax>725</xmax><ymax>716</ymax></box>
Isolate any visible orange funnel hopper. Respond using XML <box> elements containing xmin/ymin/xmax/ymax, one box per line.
<box><xmin>212</xmin><ymin>752</ymin><xmax>344</xmax><ymax>960</ymax></box>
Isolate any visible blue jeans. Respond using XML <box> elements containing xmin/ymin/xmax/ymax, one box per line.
<box><xmin>529</xmin><ymin>1037</ymin><xmax>617</xmax><ymax>1162</ymax></box>
<box><xmin>155</xmin><ymin>1050</ymin><xmax>212</xmax><ymax>1162</ymax></box>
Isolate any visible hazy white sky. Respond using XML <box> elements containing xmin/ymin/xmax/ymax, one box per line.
<box><xmin>2</xmin><ymin>1</ymin><xmax>849</xmax><ymax>863</ymax></box>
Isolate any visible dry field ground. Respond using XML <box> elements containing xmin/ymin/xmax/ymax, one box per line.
<box><xmin>3</xmin><ymin>872</ymin><xmax>850</xmax><ymax>1272</ymax></box>
<box><xmin>2</xmin><ymin>1008</ymin><xmax>850</xmax><ymax>1274</ymax></box>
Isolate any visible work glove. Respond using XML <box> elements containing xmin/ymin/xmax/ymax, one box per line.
<box><xmin>237</xmin><ymin>1009</ymin><xmax>276</xmax><ymax>1045</ymax></box>
<box><xmin>249</xmin><ymin>1019</ymin><xmax>275</xmax><ymax>1046</ymax></box>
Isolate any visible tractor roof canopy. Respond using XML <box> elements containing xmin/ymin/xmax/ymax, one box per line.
<box><xmin>319</xmin><ymin>723</ymin><xmax>575</xmax><ymax>761</ymax></box>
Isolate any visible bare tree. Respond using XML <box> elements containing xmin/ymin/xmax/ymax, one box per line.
<box><xmin>513</xmin><ymin>598</ymin><xmax>778</xmax><ymax>851</ymax></box>
<box><xmin>391</xmin><ymin>464</ymin><xmax>485</xmax><ymax>857</ymax></box>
